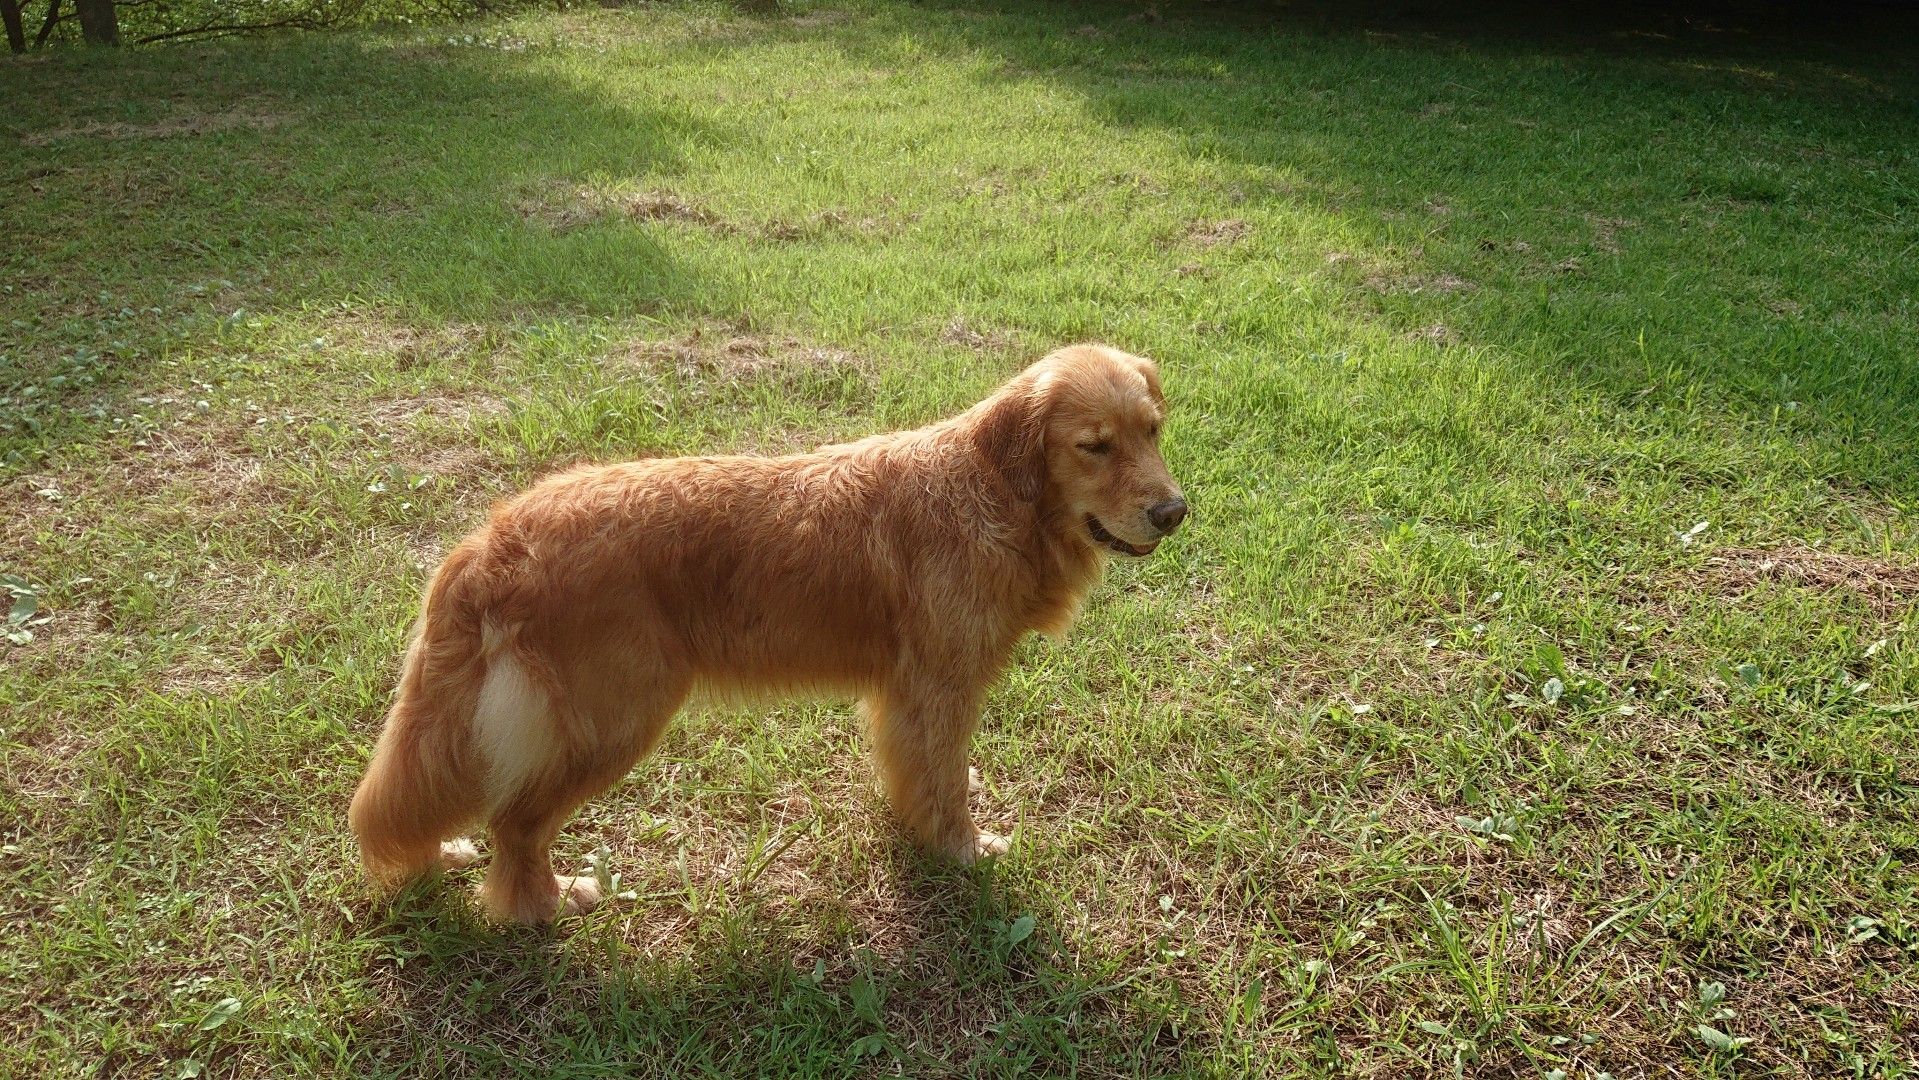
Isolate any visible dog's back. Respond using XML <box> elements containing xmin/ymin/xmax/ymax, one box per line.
<box><xmin>348</xmin><ymin>421</ymin><xmax>1028</xmax><ymax>916</ymax></box>
<box><xmin>349</xmin><ymin>344</ymin><xmax>1183</xmax><ymax>922</ymax></box>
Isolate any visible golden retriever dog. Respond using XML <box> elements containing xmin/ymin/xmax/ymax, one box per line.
<box><xmin>348</xmin><ymin>344</ymin><xmax>1186</xmax><ymax>923</ymax></box>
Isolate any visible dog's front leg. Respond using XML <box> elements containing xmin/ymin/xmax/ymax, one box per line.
<box><xmin>866</xmin><ymin>684</ymin><xmax>1009</xmax><ymax>863</ymax></box>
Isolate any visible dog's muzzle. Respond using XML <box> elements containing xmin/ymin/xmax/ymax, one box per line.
<box><xmin>1086</xmin><ymin>515</ymin><xmax>1158</xmax><ymax>557</ymax></box>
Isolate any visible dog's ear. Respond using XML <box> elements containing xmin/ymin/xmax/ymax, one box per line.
<box><xmin>974</xmin><ymin>372</ymin><xmax>1052</xmax><ymax>503</ymax></box>
<box><xmin>1130</xmin><ymin>354</ymin><xmax>1165</xmax><ymax>408</ymax></box>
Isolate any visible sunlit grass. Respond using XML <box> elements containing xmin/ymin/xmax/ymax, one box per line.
<box><xmin>3</xmin><ymin>1</ymin><xmax>1916</xmax><ymax>1076</ymax></box>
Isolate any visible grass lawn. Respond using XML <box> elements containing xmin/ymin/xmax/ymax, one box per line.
<box><xmin>3</xmin><ymin>0</ymin><xmax>1918</xmax><ymax>1075</ymax></box>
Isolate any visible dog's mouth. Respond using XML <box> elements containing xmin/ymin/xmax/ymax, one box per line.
<box><xmin>1086</xmin><ymin>515</ymin><xmax>1158</xmax><ymax>557</ymax></box>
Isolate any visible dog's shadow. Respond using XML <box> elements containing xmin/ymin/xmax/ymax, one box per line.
<box><xmin>349</xmin><ymin>841</ymin><xmax>1205</xmax><ymax>1076</ymax></box>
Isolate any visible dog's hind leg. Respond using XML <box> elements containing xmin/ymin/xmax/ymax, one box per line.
<box><xmin>866</xmin><ymin>679</ymin><xmax>1008</xmax><ymax>863</ymax></box>
<box><xmin>350</xmin><ymin>691</ymin><xmax>488</xmax><ymax>892</ymax></box>
<box><xmin>475</xmin><ymin>650</ymin><xmax>689</xmax><ymax>924</ymax></box>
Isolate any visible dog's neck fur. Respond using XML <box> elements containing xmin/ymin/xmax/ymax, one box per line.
<box><xmin>1024</xmin><ymin>494</ymin><xmax>1105</xmax><ymax>639</ymax></box>
<box><xmin>928</xmin><ymin>405</ymin><xmax>1106</xmax><ymax>642</ymax></box>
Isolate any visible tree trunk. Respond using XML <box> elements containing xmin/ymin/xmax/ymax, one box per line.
<box><xmin>3</xmin><ymin>0</ymin><xmax>27</xmax><ymax>54</ymax></box>
<box><xmin>74</xmin><ymin>0</ymin><xmax>113</xmax><ymax>44</ymax></box>
<box><xmin>33</xmin><ymin>0</ymin><xmax>58</xmax><ymax>47</ymax></box>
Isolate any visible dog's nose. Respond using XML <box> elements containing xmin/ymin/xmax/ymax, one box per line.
<box><xmin>1148</xmin><ymin>496</ymin><xmax>1188</xmax><ymax>535</ymax></box>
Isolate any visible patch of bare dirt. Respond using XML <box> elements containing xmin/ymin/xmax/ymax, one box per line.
<box><xmin>361</xmin><ymin>387</ymin><xmax>509</xmax><ymax>431</ymax></box>
<box><xmin>1703</xmin><ymin>544</ymin><xmax>1919</xmax><ymax>617</ymax></box>
<box><xmin>315</xmin><ymin>313</ymin><xmax>489</xmax><ymax>371</ymax></box>
<box><xmin>0</xmin><ymin>418</ymin><xmax>266</xmax><ymax>560</ymax></box>
<box><xmin>1362</xmin><ymin>269</ymin><xmax>1476</xmax><ymax>294</ymax></box>
<box><xmin>938</xmin><ymin>315</ymin><xmax>1018</xmax><ymax>352</ymax></box>
<box><xmin>618</xmin><ymin>190</ymin><xmax>729</xmax><ymax>228</ymax></box>
<box><xmin>1589</xmin><ymin>214</ymin><xmax>1639</xmax><ymax>254</ymax></box>
<box><xmin>621</xmin><ymin>327</ymin><xmax>869</xmax><ymax>386</ymax></box>
<box><xmin>1178</xmin><ymin>217</ymin><xmax>1252</xmax><ymax>249</ymax></box>
<box><xmin>516</xmin><ymin>186</ymin><xmax>888</xmax><ymax>242</ymax></box>
<box><xmin>785</xmin><ymin>8</ymin><xmax>850</xmax><ymax>27</ymax></box>
<box><xmin>519</xmin><ymin>188</ymin><xmax>648</xmax><ymax>230</ymax></box>
<box><xmin>1403</xmin><ymin>323</ymin><xmax>1456</xmax><ymax>345</ymax></box>
<box><xmin>21</xmin><ymin>107</ymin><xmax>285</xmax><ymax>147</ymax></box>
<box><xmin>516</xmin><ymin>186</ymin><xmax>726</xmax><ymax>233</ymax></box>
<box><xmin>0</xmin><ymin>723</ymin><xmax>104</xmax><ymax>831</ymax></box>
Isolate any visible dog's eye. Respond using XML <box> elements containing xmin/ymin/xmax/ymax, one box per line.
<box><xmin>1077</xmin><ymin>440</ymin><xmax>1112</xmax><ymax>455</ymax></box>
<box><xmin>1148</xmin><ymin>423</ymin><xmax>1161</xmax><ymax>440</ymax></box>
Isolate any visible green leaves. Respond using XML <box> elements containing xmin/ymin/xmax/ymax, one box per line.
<box><xmin>1511</xmin><ymin>644</ymin><xmax>1603</xmax><ymax>711</ymax></box>
<box><xmin>1003</xmin><ymin>913</ymin><xmax>1036</xmax><ymax>948</ymax></box>
<box><xmin>0</xmin><ymin>574</ymin><xmax>46</xmax><ymax>645</ymax></box>
<box><xmin>1456</xmin><ymin>812</ymin><xmax>1522</xmax><ymax>845</ymax></box>
<box><xmin>1223</xmin><ymin>976</ymin><xmax>1264</xmax><ymax>1038</ymax></box>
<box><xmin>1722</xmin><ymin>660</ymin><xmax>1762</xmax><ymax>689</ymax></box>
<box><xmin>842</xmin><ymin>961</ymin><xmax>894</xmax><ymax>1063</ymax></box>
<box><xmin>1694</xmin><ymin>1024</ymin><xmax>1750</xmax><ymax>1054</ymax></box>
<box><xmin>198</xmin><ymin>996</ymin><xmax>243</xmax><ymax>1031</ymax></box>
<box><xmin>846</xmin><ymin>970</ymin><xmax>882</xmax><ymax>1027</ymax></box>
<box><xmin>1689</xmin><ymin>980</ymin><xmax>1748</xmax><ymax>1055</ymax></box>
<box><xmin>984</xmin><ymin>911</ymin><xmax>1040</xmax><ymax>955</ymax></box>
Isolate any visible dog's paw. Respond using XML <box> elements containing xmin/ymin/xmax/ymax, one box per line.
<box><xmin>969</xmin><ymin>766</ymin><xmax>984</xmax><ymax>795</ymax></box>
<box><xmin>951</xmin><ymin>829</ymin><xmax>1009</xmax><ymax>864</ymax></box>
<box><xmin>438</xmin><ymin>838</ymin><xmax>481</xmax><ymax>871</ymax></box>
<box><xmin>975</xmin><ymin>830</ymin><xmax>1010</xmax><ymax>858</ymax></box>
<box><xmin>554</xmin><ymin>875</ymin><xmax>603</xmax><ymax>917</ymax></box>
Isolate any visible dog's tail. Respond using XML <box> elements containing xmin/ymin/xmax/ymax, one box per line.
<box><xmin>348</xmin><ymin>541</ymin><xmax>492</xmax><ymax>891</ymax></box>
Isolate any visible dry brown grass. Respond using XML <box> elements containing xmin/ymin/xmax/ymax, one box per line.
<box><xmin>1362</xmin><ymin>269</ymin><xmax>1476</xmax><ymax>294</ymax></box>
<box><xmin>308</xmin><ymin>313</ymin><xmax>490</xmax><ymax>371</ymax></box>
<box><xmin>514</xmin><ymin>186</ymin><xmax>891</xmax><ymax>242</ymax></box>
<box><xmin>1404</xmin><ymin>322</ymin><xmax>1457</xmax><ymax>345</ymax></box>
<box><xmin>1588</xmin><ymin>214</ymin><xmax>1639</xmax><ymax>254</ymax></box>
<box><xmin>1704</xmin><ymin>543</ymin><xmax>1919</xmax><ymax>617</ymax></box>
<box><xmin>20</xmin><ymin>106</ymin><xmax>286</xmax><ymax>146</ymax></box>
<box><xmin>784</xmin><ymin>9</ymin><xmax>852</xmax><ymax>28</ymax></box>
<box><xmin>1178</xmin><ymin>217</ymin><xmax>1253</xmax><ymax>249</ymax></box>
<box><xmin>0</xmin><ymin>418</ymin><xmax>267</xmax><ymax>571</ymax></box>
<box><xmin>938</xmin><ymin>315</ymin><xmax>1019</xmax><ymax>352</ymax></box>
<box><xmin>619</xmin><ymin>326</ymin><xmax>871</xmax><ymax>386</ymax></box>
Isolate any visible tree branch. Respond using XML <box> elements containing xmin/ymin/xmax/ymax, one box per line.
<box><xmin>133</xmin><ymin>15</ymin><xmax>313</xmax><ymax>43</ymax></box>
<box><xmin>33</xmin><ymin>0</ymin><xmax>60</xmax><ymax>48</ymax></box>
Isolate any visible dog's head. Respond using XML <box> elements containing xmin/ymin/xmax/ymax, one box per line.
<box><xmin>975</xmin><ymin>344</ymin><xmax>1186</xmax><ymax>557</ymax></box>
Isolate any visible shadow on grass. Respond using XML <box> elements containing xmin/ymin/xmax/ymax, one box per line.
<box><xmin>9</xmin><ymin>0</ymin><xmax>1917</xmax><ymax>491</ymax></box>
<box><xmin>346</xmin><ymin>847</ymin><xmax>1207</xmax><ymax>1078</ymax></box>
<box><xmin>1</xmin><ymin>32</ymin><xmax>714</xmax><ymax>466</ymax></box>
<box><xmin>876</xmin><ymin>0</ymin><xmax>1919</xmax><ymax>493</ymax></box>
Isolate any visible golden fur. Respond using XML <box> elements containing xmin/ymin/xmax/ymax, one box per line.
<box><xmin>348</xmin><ymin>344</ymin><xmax>1186</xmax><ymax>922</ymax></box>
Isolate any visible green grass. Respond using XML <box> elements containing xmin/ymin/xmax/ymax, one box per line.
<box><xmin>4</xmin><ymin>1</ymin><xmax>1918</xmax><ymax>1075</ymax></box>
